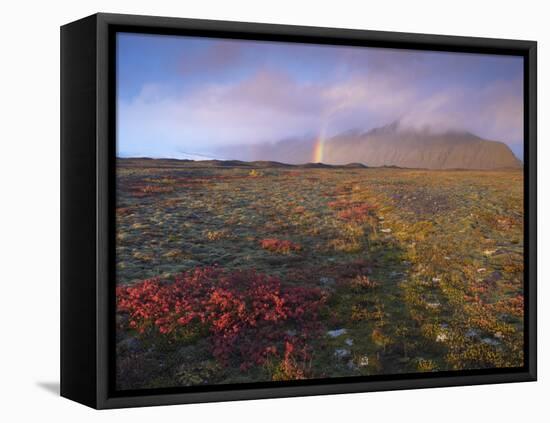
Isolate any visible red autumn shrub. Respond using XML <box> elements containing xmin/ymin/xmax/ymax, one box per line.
<box><xmin>117</xmin><ymin>267</ymin><xmax>325</xmax><ymax>373</ymax></box>
<box><xmin>271</xmin><ymin>341</ymin><xmax>309</xmax><ymax>381</ymax></box>
<box><xmin>489</xmin><ymin>294</ymin><xmax>523</xmax><ymax>322</ymax></box>
<box><xmin>337</xmin><ymin>203</ymin><xmax>376</xmax><ymax>222</ymax></box>
<box><xmin>260</xmin><ymin>238</ymin><xmax>302</xmax><ymax>254</ymax></box>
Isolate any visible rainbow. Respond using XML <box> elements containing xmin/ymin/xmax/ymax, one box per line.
<box><xmin>312</xmin><ymin>127</ymin><xmax>326</xmax><ymax>163</ymax></box>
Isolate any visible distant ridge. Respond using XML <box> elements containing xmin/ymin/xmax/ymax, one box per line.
<box><xmin>298</xmin><ymin>162</ymin><xmax>333</xmax><ymax>169</ymax></box>
<box><xmin>343</xmin><ymin>163</ymin><xmax>368</xmax><ymax>169</ymax></box>
<box><xmin>117</xmin><ymin>157</ymin><xmax>368</xmax><ymax>169</ymax></box>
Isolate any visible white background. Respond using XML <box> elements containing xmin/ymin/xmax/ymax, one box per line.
<box><xmin>1</xmin><ymin>0</ymin><xmax>547</xmax><ymax>421</ymax></box>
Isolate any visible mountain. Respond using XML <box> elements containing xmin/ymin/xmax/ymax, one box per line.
<box><xmin>323</xmin><ymin>122</ymin><xmax>522</xmax><ymax>169</ymax></box>
<box><xmin>219</xmin><ymin>122</ymin><xmax>522</xmax><ymax>170</ymax></box>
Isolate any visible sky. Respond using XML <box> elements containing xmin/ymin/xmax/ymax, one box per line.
<box><xmin>116</xmin><ymin>32</ymin><xmax>524</xmax><ymax>161</ymax></box>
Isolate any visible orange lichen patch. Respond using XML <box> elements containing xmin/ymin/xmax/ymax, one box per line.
<box><xmin>260</xmin><ymin>238</ymin><xmax>302</xmax><ymax>254</ymax></box>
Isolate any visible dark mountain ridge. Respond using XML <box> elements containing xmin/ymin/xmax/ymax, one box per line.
<box><xmin>117</xmin><ymin>157</ymin><xmax>368</xmax><ymax>169</ymax></box>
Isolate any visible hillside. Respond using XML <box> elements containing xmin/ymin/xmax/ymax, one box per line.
<box><xmin>217</xmin><ymin>122</ymin><xmax>522</xmax><ymax>169</ymax></box>
<box><xmin>323</xmin><ymin>122</ymin><xmax>522</xmax><ymax>169</ymax></box>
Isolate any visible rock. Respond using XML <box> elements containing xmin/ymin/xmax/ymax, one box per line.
<box><xmin>432</xmin><ymin>277</ymin><xmax>441</xmax><ymax>283</ymax></box>
<box><xmin>465</xmin><ymin>329</ymin><xmax>480</xmax><ymax>338</ymax></box>
<box><xmin>327</xmin><ymin>328</ymin><xmax>347</xmax><ymax>338</ymax></box>
<box><xmin>380</xmin><ymin>228</ymin><xmax>392</xmax><ymax>233</ymax></box>
<box><xmin>482</xmin><ymin>337</ymin><xmax>500</xmax><ymax>346</ymax></box>
<box><xmin>477</xmin><ymin>268</ymin><xmax>486</xmax><ymax>273</ymax></box>
<box><xmin>436</xmin><ymin>332</ymin><xmax>448</xmax><ymax>343</ymax></box>
<box><xmin>357</xmin><ymin>355</ymin><xmax>369</xmax><ymax>367</ymax></box>
<box><xmin>334</xmin><ymin>349</ymin><xmax>351</xmax><ymax>359</ymax></box>
<box><xmin>345</xmin><ymin>338</ymin><xmax>354</xmax><ymax>346</ymax></box>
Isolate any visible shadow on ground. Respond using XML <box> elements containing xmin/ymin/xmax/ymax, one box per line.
<box><xmin>36</xmin><ymin>381</ymin><xmax>60</xmax><ymax>396</ymax></box>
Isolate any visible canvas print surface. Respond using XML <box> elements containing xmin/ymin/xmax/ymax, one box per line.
<box><xmin>115</xmin><ymin>33</ymin><xmax>525</xmax><ymax>391</ymax></box>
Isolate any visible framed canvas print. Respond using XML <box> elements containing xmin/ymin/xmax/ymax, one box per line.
<box><xmin>60</xmin><ymin>13</ymin><xmax>537</xmax><ymax>409</ymax></box>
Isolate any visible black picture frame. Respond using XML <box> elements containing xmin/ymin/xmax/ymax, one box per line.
<box><xmin>60</xmin><ymin>12</ymin><xmax>537</xmax><ymax>409</ymax></box>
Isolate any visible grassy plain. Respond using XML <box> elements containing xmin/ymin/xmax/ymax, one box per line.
<box><xmin>115</xmin><ymin>159</ymin><xmax>524</xmax><ymax>390</ymax></box>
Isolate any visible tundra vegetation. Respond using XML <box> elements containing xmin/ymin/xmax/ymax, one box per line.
<box><xmin>115</xmin><ymin>159</ymin><xmax>524</xmax><ymax>390</ymax></box>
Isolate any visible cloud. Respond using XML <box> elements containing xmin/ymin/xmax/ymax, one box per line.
<box><xmin>117</xmin><ymin>43</ymin><xmax>524</xmax><ymax>159</ymax></box>
<box><xmin>400</xmin><ymin>77</ymin><xmax>523</xmax><ymax>144</ymax></box>
<box><xmin>179</xmin><ymin>41</ymin><xmax>244</xmax><ymax>76</ymax></box>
